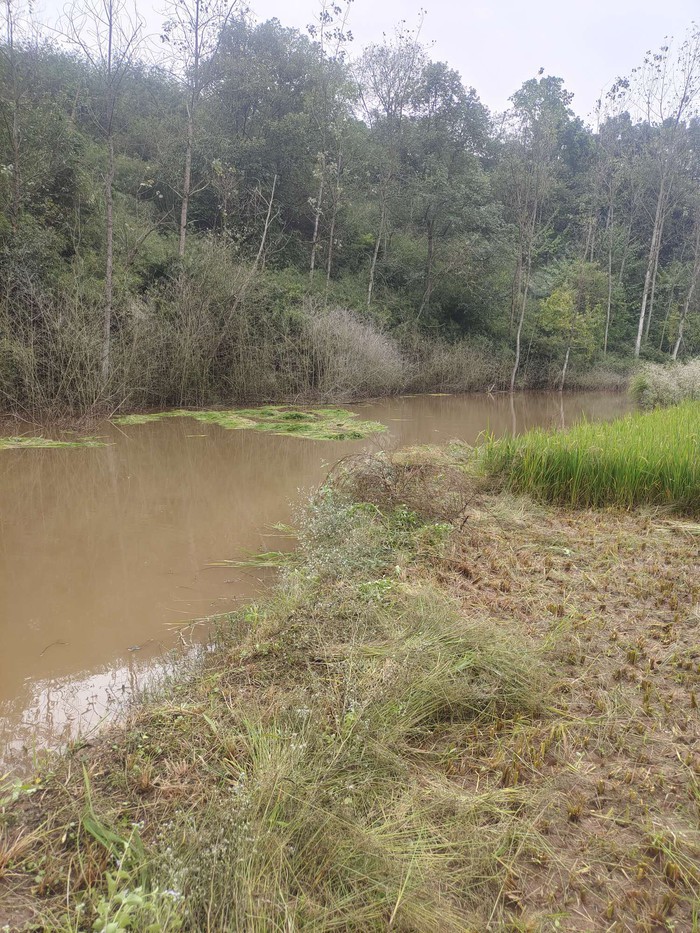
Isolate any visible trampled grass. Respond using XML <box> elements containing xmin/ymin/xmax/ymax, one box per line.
<box><xmin>482</xmin><ymin>400</ymin><xmax>700</xmax><ymax>513</ymax></box>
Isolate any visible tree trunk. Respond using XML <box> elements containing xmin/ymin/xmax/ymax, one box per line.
<box><xmin>367</xmin><ymin>197</ymin><xmax>385</xmax><ymax>309</ymax></box>
<box><xmin>102</xmin><ymin>133</ymin><xmax>115</xmax><ymax>382</ymax></box>
<box><xmin>603</xmin><ymin>198</ymin><xmax>614</xmax><ymax>356</ymax></box>
<box><xmin>309</xmin><ymin>154</ymin><xmax>326</xmax><ymax>281</ymax></box>
<box><xmin>325</xmin><ymin>155</ymin><xmax>343</xmax><ymax>293</ymax></box>
<box><xmin>509</xmin><ymin>244</ymin><xmax>522</xmax><ymax>330</ymax></box>
<box><xmin>178</xmin><ymin>103</ymin><xmax>195</xmax><ymax>259</ymax></box>
<box><xmin>510</xmin><ymin>247</ymin><xmax>532</xmax><ymax>393</ymax></box>
<box><xmin>645</xmin><ymin>213</ymin><xmax>666</xmax><ymax>339</ymax></box>
<box><xmin>635</xmin><ymin>177</ymin><xmax>667</xmax><ymax>357</ymax></box>
<box><xmin>559</xmin><ymin>345</ymin><xmax>571</xmax><ymax>392</ymax></box>
<box><xmin>417</xmin><ymin>220</ymin><xmax>434</xmax><ymax>320</ymax></box>
<box><xmin>672</xmin><ymin>230</ymin><xmax>700</xmax><ymax>360</ymax></box>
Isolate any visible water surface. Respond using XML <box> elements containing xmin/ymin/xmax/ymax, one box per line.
<box><xmin>0</xmin><ymin>392</ymin><xmax>631</xmax><ymax>770</ymax></box>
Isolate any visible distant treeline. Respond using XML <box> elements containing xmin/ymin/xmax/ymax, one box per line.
<box><xmin>0</xmin><ymin>1</ymin><xmax>698</xmax><ymax>414</ymax></box>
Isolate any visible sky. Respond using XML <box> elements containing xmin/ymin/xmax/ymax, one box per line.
<box><xmin>36</xmin><ymin>0</ymin><xmax>698</xmax><ymax>123</ymax></box>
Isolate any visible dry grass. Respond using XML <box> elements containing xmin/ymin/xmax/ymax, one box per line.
<box><xmin>631</xmin><ymin>358</ymin><xmax>700</xmax><ymax>409</ymax></box>
<box><xmin>1</xmin><ymin>449</ymin><xmax>699</xmax><ymax>931</ymax></box>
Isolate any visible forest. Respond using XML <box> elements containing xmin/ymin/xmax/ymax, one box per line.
<box><xmin>1</xmin><ymin>0</ymin><xmax>699</xmax><ymax>415</ymax></box>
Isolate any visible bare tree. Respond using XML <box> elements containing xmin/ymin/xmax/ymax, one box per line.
<box><xmin>0</xmin><ymin>0</ymin><xmax>38</xmax><ymax>231</ymax></box>
<box><xmin>62</xmin><ymin>0</ymin><xmax>143</xmax><ymax>382</ymax></box>
<box><xmin>672</xmin><ymin>200</ymin><xmax>700</xmax><ymax>359</ymax></box>
<box><xmin>160</xmin><ymin>0</ymin><xmax>240</xmax><ymax>259</ymax></box>
<box><xmin>609</xmin><ymin>28</ymin><xmax>700</xmax><ymax>357</ymax></box>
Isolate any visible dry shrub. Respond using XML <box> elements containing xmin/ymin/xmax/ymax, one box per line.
<box><xmin>330</xmin><ymin>448</ymin><xmax>475</xmax><ymax>524</ymax></box>
<box><xmin>304</xmin><ymin>305</ymin><xmax>408</xmax><ymax>399</ymax></box>
<box><xmin>407</xmin><ymin>338</ymin><xmax>511</xmax><ymax>393</ymax></box>
<box><xmin>631</xmin><ymin>358</ymin><xmax>700</xmax><ymax>409</ymax></box>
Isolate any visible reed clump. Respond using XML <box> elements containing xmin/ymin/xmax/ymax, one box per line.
<box><xmin>482</xmin><ymin>401</ymin><xmax>700</xmax><ymax>513</ymax></box>
<box><xmin>630</xmin><ymin>358</ymin><xmax>700</xmax><ymax>409</ymax></box>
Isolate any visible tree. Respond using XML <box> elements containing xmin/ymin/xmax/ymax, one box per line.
<box><xmin>500</xmin><ymin>75</ymin><xmax>578</xmax><ymax>391</ymax></box>
<box><xmin>62</xmin><ymin>0</ymin><xmax>143</xmax><ymax>381</ymax></box>
<box><xmin>357</xmin><ymin>20</ymin><xmax>425</xmax><ymax>308</ymax></box>
<box><xmin>161</xmin><ymin>0</ymin><xmax>240</xmax><ymax>258</ymax></box>
<box><xmin>672</xmin><ymin>196</ymin><xmax>700</xmax><ymax>358</ymax></box>
<box><xmin>608</xmin><ymin>27</ymin><xmax>700</xmax><ymax>356</ymax></box>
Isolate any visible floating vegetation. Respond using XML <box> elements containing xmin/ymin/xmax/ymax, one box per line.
<box><xmin>0</xmin><ymin>435</ymin><xmax>108</xmax><ymax>450</ymax></box>
<box><xmin>111</xmin><ymin>406</ymin><xmax>386</xmax><ymax>441</ymax></box>
<box><xmin>482</xmin><ymin>400</ymin><xmax>700</xmax><ymax>513</ymax></box>
<box><xmin>209</xmin><ymin>550</ymin><xmax>294</xmax><ymax>569</ymax></box>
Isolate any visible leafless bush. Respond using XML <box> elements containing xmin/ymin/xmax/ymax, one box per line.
<box><xmin>303</xmin><ymin>305</ymin><xmax>408</xmax><ymax>399</ymax></box>
<box><xmin>407</xmin><ymin>339</ymin><xmax>510</xmax><ymax>393</ymax></box>
<box><xmin>329</xmin><ymin>449</ymin><xmax>475</xmax><ymax>524</ymax></box>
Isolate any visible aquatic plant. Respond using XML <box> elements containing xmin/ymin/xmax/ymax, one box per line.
<box><xmin>482</xmin><ymin>401</ymin><xmax>700</xmax><ymax>513</ymax></box>
<box><xmin>0</xmin><ymin>435</ymin><xmax>108</xmax><ymax>450</ymax></box>
<box><xmin>111</xmin><ymin>406</ymin><xmax>386</xmax><ymax>441</ymax></box>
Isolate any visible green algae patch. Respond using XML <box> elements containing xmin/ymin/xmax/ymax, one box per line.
<box><xmin>0</xmin><ymin>435</ymin><xmax>109</xmax><ymax>450</ymax></box>
<box><xmin>111</xmin><ymin>406</ymin><xmax>386</xmax><ymax>441</ymax></box>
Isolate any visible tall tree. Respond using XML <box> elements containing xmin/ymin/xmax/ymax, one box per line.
<box><xmin>357</xmin><ymin>21</ymin><xmax>425</xmax><ymax>308</ymax></box>
<box><xmin>161</xmin><ymin>0</ymin><xmax>239</xmax><ymax>258</ymax></box>
<box><xmin>63</xmin><ymin>0</ymin><xmax>143</xmax><ymax>381</ymax></box>
<box><xmin>608</xmin><ymin>27</ymin><xmax>700</xmax><ymax>356</ymax></box>
<box><xmin>500</xmin><ymin>76</ymin><xmax>577</xmax><ymax>391</ymax></box>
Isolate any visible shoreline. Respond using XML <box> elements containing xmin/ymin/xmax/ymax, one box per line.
<box><xmin>2</xmin><ymin>442</ymin><xmax>698</xmax><ymax>930</ymax></box>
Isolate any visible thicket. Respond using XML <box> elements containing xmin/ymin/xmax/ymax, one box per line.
<box><xmin>0</xmin><ymin>4</ymin><xmax>698</xmax><ymax>415</ymax></box>
<box><xmin>630</xmin><ymin>358</ymin><xmax>700</xmax><ymax>409</ymax></box>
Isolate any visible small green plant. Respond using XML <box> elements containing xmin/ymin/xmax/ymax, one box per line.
<box><xmin>90</xmin><ymin>871</ymin><xmax>183</xmax><ymax>932</ymax></box>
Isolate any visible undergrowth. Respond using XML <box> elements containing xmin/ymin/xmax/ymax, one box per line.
<box><xmin>0</xmin><ymin>457</ymin><xmax>546</xmax><ymax>931</ymax></box>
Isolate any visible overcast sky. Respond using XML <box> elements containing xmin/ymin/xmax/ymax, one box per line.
<box><xmin>38</xmin><ymin>0</ymin><xmax>698</xmax><ymax>122</ymax></box>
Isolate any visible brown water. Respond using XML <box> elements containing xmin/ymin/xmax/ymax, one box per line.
<box><xmin>0</xmin><ymin>392</ymin><xmax>632</xmax><ymax>771</ymax></box>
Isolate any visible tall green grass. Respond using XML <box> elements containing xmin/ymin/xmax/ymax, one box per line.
<box><xmin>482</xmin><ymin>401</ymin><xmax>700</xmax><ymax>513</ymax></box>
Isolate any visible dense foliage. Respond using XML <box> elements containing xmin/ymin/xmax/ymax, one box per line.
<box><xmin>0</xmin><ymin>1</ymin><xmax>699</xmax><ymax>413</ymax></box>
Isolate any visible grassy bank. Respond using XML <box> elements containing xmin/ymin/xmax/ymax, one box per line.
<box><xmin>482</xmin><ymin>400</ymin><xmax>700</xmax><ymax>513</ymax></box>
<box><xmin>631</xmin><ymin>358</ymin><xmax>700</xmax><ymax>409</ymax></box>
<box><xmin>2</xmin><ymin>446</ymin><xmax>699</xmax><ymax>930</ymax></box>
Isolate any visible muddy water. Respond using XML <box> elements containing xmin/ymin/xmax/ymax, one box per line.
<box><xmin>0</xmin><ymin>392</ymin><xmax>631</xmax><ymax>770</ymax></box>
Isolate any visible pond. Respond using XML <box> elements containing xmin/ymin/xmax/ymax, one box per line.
<box><xmin>0</xmin><ymin>392</ymin><xmax>632</xmax><ymax>772</ymax></box>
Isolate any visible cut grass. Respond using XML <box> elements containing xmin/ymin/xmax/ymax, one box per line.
<box><xmin>482</xmin><ymin>400</ymin><xmax>700</xmax><ymax>513</ymax></box>
<box><xmin>0</xmin><ymin>435</ymin><xmax>108</xmax><ymax>450</ymax></box>
<box><xmin>111</xmin><ymin>406</ymin><xmax>386</xmax><ymax>441</ymax></box>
